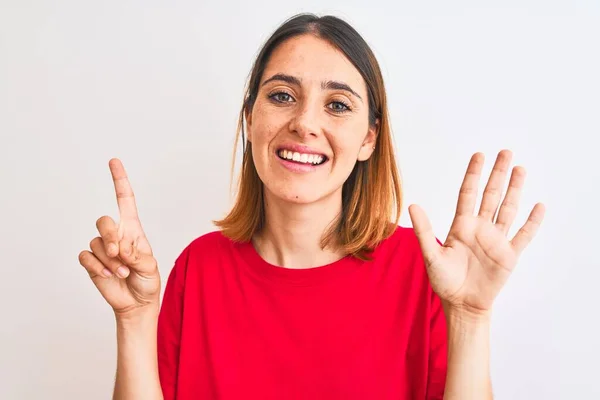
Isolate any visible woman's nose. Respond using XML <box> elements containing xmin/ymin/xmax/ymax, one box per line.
<box><xmin>288</xmin><ymin>102</ymin><xmax>321</xmax><ymax>138</ymax></box>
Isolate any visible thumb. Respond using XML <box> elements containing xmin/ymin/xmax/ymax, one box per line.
<box><xmin>408</xmin><ymin>204</ymin><xmax>441</xmax><ymax>265</ymax></box>
<box><xmin>118</xmin><ymin>237</ymin><xmax>158</xmax><ymax>276</ymax></box>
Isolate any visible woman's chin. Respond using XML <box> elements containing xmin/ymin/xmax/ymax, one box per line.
<box><xmin>265</xmin><ymin>186</ymin><xmax>326</xmax><ymax>205</ymax></box>
<box><xmin>279</xmin><ymin>191</ymin><xmax>322</xmax><ymax>205</ymax></box>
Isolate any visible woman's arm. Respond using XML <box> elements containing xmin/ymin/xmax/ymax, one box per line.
<box><xmin>443</xmin><ymin>308</ymin><xmax>493</xmax><ymax>400</ymax></box>
<box><xmin>77</xmin><ymin>159</ymin><xmax>166</xmax><ymax>400</ymax></box>
<box><xmin>409</xmin><ymin>151</ymin><xmax>545</xmax><ymax>400</ymax></box>
<box><xmin>113</xmin><ymin>307</ymin><xmax>164</xmax><ymax>400</ymax></box>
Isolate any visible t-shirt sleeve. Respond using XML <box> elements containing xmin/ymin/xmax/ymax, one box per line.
<box><xmin>425</xmin><ymin>289</ymin><xmax>448</xmax><ymax>399</ymax></box>
<box><xmin>157</xmin><ymin>246</ymin><xmax>190</xmax><ymax>400</ymax></box>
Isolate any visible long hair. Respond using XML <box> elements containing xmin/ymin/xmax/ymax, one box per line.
<box><xmin>214</xmin><ymin>13</ymin><xmax>402</xmax><ymax>260</ymax></box>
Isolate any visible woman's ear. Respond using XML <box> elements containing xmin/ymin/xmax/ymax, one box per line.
<box><xmin>357</xmin><ymin>119</ymin><xmax>379</xmax><ymax>161</ymax></box>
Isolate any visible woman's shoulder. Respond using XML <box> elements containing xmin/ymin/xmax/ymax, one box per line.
<box><xmin>175</xmin><ymin>230</ymin><xmax>237</xmax><ymax>262</ymax></box>
<box><xmin>374</xmin><ymin>224</ymin><xmax>421</xmax><ymax>252</ymax></box>
<box><xmin>369</xmin><ymin>224</ymin><xmax>433</xmax><ymax>265</ymax></box>
<box><xmin>187</xmin><ymin>229</ymin><xmax>231</xmax><ymax>249</ymax></box>
<box><xmin>166</xmin><ymin>230</ymin><xmax>237</xmax><ymax>278</ymax></box>
<box><xmin>369</xmin><ymin>225</ymin><xmax>435</xmax><ymax>290</ymax></box>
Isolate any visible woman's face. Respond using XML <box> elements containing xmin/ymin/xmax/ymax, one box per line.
<box><xmin>247</xmin><ymin>34</ymin><xmax>376</xmax><ymax>205</ymax></box>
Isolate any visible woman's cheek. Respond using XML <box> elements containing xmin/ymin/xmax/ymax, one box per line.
<box><xmin>252</xmin><ymin>111</ymin><xmax>282</xmax><ymax>142</ymax></box>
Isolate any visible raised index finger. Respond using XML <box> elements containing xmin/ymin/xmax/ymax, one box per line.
<box><xmin>109</xmin><ymin>158</ymin><xmax>139</xmax><ymax>220</ymax></box>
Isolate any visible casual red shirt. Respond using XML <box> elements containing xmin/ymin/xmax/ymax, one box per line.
<box><xmin>157</xmin><ymin>226</ymin><xmax>447</xmax><ymax>399</ymax></box>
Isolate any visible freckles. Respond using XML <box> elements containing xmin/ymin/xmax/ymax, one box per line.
<box><xmin>252</xmin><ymin>106</ymin><xmax>283</xmax><ymax>140</ymax></box>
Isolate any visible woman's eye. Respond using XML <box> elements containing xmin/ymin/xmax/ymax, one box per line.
<box><xmin>270</xmin><ymin>92</ymin><xmax>294</xmax><ymax>103</ymax></box>
<box><xmin>328</xmin><ymin>101</ymin><xmax>350</xmax><ymax>112</ymax></box>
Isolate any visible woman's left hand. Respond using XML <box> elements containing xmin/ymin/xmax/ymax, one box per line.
<box><xmin>409</xmin><ymin>150</ymin><xmax>545</xmax><ymax>317</ymax></box>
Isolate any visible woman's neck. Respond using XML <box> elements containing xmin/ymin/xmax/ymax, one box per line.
<box><xmin>252</xmin><ymin>189</ymin><xmax>346</xmax><ymax>269</ymax></box>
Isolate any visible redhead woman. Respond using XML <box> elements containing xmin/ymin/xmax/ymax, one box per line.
<box><xmin>78</xmin><ymin>13</ymin><xmax>545</xmax><ymax>400</ymax></box>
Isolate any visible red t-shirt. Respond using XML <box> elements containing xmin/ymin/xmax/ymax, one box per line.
<box><xmin>157</xmin><ymin>226</ymin><xmax>447</xmax><ymax>399</ymax></box>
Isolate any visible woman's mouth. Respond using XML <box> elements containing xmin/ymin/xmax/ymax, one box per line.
<box><xmin>277</xmin><ymin>149</ymin><xmax>328</xmax><ymax>165</ymax></box>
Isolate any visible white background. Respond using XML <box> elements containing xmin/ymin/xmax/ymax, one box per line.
<box><xmin>1</xmin><ymin>1</ymin><xmax>598</xmax><ymax>399</ymax></box>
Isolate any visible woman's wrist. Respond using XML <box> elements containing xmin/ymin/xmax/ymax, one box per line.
<box><xmin>113</xmin><ymin>302</ymin><xmax>162</xmax><ymax>400</ymax></box>
<box><xmin>442</xmin><ymin>301</ymin><xmax>492</xmax><ymax>327</ymax></box>
<box><xmin>442</xmin><ymin>302</ymin><xmax>493</xmax><ymax>399</ymax></box>
<box><xmin>115</xmin><ymin>302</ymin><xmax>160</xmax><ymax>329</ymax></box>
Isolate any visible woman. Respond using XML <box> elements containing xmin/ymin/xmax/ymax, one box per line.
<box><xmin>78</xmin><ymin>14</ymin><xmax>545</xmax><ymax>399</ymax></box>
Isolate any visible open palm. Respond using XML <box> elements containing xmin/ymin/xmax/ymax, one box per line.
<box><xmin>409</xmin><ymin>150</ymin><xmax>545</xmax><ymax>313</ymax></box>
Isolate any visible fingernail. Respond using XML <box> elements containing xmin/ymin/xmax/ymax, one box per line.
<box><xmin>102</xmin><ymin>268</ymin><xmax>113</xmax><ymax>277</ymax></box>
<box><xmin>117</xmin><ymin>266</ymin><xmax>129</xmax><ymax>278</ymax></box>
<box><xmin>108</xmin><ymin>243</ymin><xmax>118</xmax><ymax>256</ymax></box>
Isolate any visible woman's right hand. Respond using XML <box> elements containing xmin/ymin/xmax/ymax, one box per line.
<box><xmin>78</xmin><ymin>159</ymin><xmax>161</xmax><ymax>319</ymax></box>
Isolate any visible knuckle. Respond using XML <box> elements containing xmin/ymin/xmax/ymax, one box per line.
<box><xmin>95</xmin><ymin>215</ymin><xmax>110</xmax><ymax>228</ymax></box>
<box><xmin>89</xmin><ymin>237</ymin><xmax>102</xmax><ymax>249</ymax></box>
<box><xmin>102</xmin><ymin>231</ymin><xmax>117</xmax><ymax>243</ymax></box>
<box><xmin>501</xmin><ymin>200</ymin><xmax>517</xmax><ymax>210</ymax></box>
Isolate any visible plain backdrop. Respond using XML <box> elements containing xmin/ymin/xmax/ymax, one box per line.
<box><xmin>1</xmin><ymin>1</ymin><xmax>598</xmax><ymax>399</ymax></box>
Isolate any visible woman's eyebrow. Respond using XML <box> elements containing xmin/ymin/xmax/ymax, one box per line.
<box><xmin>322</xmin><ymin>80</ymin><xmax>363</xmax><ymax>102</ymax></box>
<box><xmin>261</xmin><ymin>73</ymin><xmax>301</xmax><ymax>87</ymax></box>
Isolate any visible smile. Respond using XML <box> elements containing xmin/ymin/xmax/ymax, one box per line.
<box><xmin>277</xmin><ymin>149</ymin><xmax>327</xmax><ymax>165</ymax></box>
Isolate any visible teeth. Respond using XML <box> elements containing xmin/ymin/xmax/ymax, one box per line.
<box><xmin>278</xmin><ymin>150</ymin><xmax>325</xmax><ymax>165</ymax></box>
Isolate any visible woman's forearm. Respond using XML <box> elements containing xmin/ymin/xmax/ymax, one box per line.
<box><xmin>113</xmin><ymin>307</ymin><xmax>164</xmax><ymax>400</ymax></box>
<box><xmin>443</xmin><ymin>307</ymin><xmax>494</xmax><ymax>400</ymax></box>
